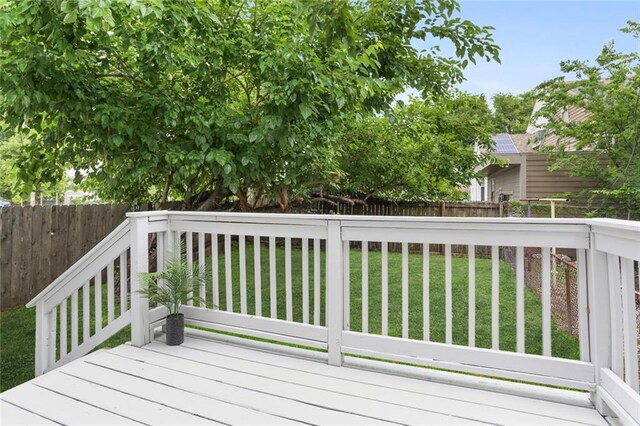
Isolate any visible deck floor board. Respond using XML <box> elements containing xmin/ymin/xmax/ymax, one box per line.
<box><xmin>1</xmin><ymin>336</ymin><xmax>608</xmax><ymax>425</ymax></box>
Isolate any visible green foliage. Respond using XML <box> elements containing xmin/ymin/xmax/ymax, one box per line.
<box><xmin>337</xmin><ymin>93</ymin><xmax>495</xmax><ymax>200</ymax></box>
<box><xmin>0</xmin><ymin>127</ymin><xmax>67</xmax><ymax>203</ymax></box>
<box><xmin>138</xmin><ymin>256</ymin><xmax>204</xmax><ymax>316</ymax></box>
<box><xmin>491</xmin><ymin>91</ymin><xmax>535</xmax><ymax>134</ymax></box>
<box><xmin>535</xmin><ymin>21</ymin><xmax>640</xmax><ymax>219</ymax></box>
<box><xmin>0</xmin><ymin>0</ymin><xmax>500</xmax><ymax>208</ymax></box>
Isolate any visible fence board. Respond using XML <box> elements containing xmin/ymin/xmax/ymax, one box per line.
<box><xmin>0</xmin><ymin>205</ymin><xmax>132</xmax><ymax>310</ymax></box>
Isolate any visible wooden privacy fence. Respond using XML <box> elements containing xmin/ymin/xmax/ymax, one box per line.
<box><xmin>0</xmin><ymin>205</ymin><xmax>133</xmax><ymax>310</ymax></box>
<box><xmin>310</xmin><ymin>199</ymin><xmax>504</xmax><ymax>218</ymax></box>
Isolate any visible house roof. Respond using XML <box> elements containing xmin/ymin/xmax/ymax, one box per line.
<box><xmin>491</xmin><ymin>133</ymin><xmax>533</xmax><ymax>154</ymax></box>
<box><xmin>491</xmin><ymin>134</ymin><xmax>518</xmax><ymax>154</ymax></box>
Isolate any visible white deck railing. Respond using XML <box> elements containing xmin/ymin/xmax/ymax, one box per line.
<box><xmin>28</xmin><ymin>212</ymin><xmax>640</xmax><ymax>423</ymax></box>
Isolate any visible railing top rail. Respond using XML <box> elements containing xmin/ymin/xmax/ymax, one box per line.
<box><xmin>128</xmin><ymin>210</ymin><xmax>600</xmax><ymax>226</ymax></box>
<box><xmin>26</xmin><ymin>218</ymin><xmax>131</xmax><ymax>308</ymax></box>
<box><xmin>589</xmin><ymin>218</ymin><xmax>640</xmax><ymax>234</ymax></box>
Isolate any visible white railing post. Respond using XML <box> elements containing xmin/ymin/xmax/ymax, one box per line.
<box><xmin>587</xmin><ymin>231</ymin><xmax>613</xmax><ymax>415</ymax></box>
<box><xmin>130</xmin><ymin>214</ymin><xmax>150</xmax><ymax>347</ymax></box>
<box><xmin>34</xmin><ymin>301</ymin><xmax>50</xmax><ymax>376</ymax></box>
<box><xmin>326</xmin><ymin>220</ymin><xmax>344</xmax><ymax>366</ymax></box>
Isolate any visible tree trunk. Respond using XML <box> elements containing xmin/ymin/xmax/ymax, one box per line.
<box><xmin>237</xmin><ymin>187</ymin><xmax>249</xmax><ymax>212</ymax></box>
<box><xmin>278</xmin><ymin>187</ymin><xmax>289</xmax><ymax>212</ymax></box>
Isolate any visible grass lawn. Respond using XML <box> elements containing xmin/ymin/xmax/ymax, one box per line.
<box><xmin>0</xmin><ymin>243</ymin><xmax>579</xmax><ymax>392</ymax></box>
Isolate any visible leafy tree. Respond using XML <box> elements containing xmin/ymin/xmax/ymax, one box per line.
<box><xmin>0</xmin><ymin>127</ymin><xmax>67</xmax><ymax>203</ymax></box>
<box><xmin>0</xmin><ymin>0</ymin><xmax>499</xmax><ymax>210</ymax></box>
<box><xmin>491</xmin><ymin>91</ymin><xmax>535</xmax><ymax>134</ymax></box>
<box><xmin>535</xmin><ymin>21</ymin><xmax>640</xmax><ymax>219</ymax></box>
<box><xmin>337</xmin><ymin>93</ymin><xmax>495</xmax><ymax>200</ymax></box>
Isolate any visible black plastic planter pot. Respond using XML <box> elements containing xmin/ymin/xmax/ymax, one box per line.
<box><xmin>165</xmin><ymin>314</ymin><xmax>184</xmax><ymax>346</ymax></box>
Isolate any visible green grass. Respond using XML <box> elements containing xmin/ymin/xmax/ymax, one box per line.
<box><xmin>206</xmin><ymin>243</ymin><xmax>578</xmax><ymax>359</ymax></box>
<box><xmin>0</xmin><ymin>242</ymin><xmax>579</xmax><ymax>392</ymax></box>
<box><xmin>0</xmin><ymin>305</ymin><xmax>129</xmax><ymax>392</ymax></box>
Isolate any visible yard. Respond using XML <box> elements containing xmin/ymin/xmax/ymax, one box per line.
<box><xmin>0</xmin><ymin>244</ymin><xmax>579</xmax><ymax>393</ymax></box>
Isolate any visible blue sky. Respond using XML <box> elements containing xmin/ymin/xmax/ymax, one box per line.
<box><xmin>408</xmin><ymin>0</ymin><xmax>639</xmax><ymax>103</ymax></box>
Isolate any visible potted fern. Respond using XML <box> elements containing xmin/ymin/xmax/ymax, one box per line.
<box><xmin>138</xmin><ymin>256</ymin><xmax>204</xmax><ymax>346</ymax></box>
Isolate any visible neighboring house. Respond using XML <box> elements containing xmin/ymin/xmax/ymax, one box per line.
<box><xmin>472</xmin><ymin>134</ymin><xmax>599</xmax><ymax>203</ymax></box>
<box><xmin>470</xmin><ymin>99</ymin><xmax>599</xmax><ymax>204</ymax></box>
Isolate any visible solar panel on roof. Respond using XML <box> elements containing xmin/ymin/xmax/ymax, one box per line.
<box><xmin>491</xmin><ymin>134</ymin><xmax>518</xmax><ymax>154</ymax></box>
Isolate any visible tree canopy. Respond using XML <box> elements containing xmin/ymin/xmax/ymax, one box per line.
<box><xmin>491</xmin><ymin>91</ymin><xmax>535</xmax><ymax>134</ymax></box>
<box><xmin>535</xmin><ymin>21</ymin><xmax>640</xmax><ymax>219</ymax></box>
<box><xmin>1</xmin><ymin>0</ymin><xmax>500</xmax><ymax>209</ymax></box>
<box><xmin>338</xmin><ymin>93</ymin><xmax>494</xmax><ymax>200</ymax></box>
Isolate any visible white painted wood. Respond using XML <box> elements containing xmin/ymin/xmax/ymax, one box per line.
<box><xmin>362</xmin><ymin>240</ymin><xmax>369</xmax><ymax>334</ymax></box>
<box><xmin>61</xmin><ymin>356</ymin><xmax>295</xmax><ymax>425</ymax></box>
<box><xmin>27</xmin><ymin>219</ymin><xmax>130</xmax><ymax>308</ymax></box>
<box><xmin>171</xmin><ymin>220</ymin><xmax>327</xmax><ymax>240</ymax></box>
<box><xmin>157</xmin><ymin>230</ymin><xmax>165</xmax><ymax>276</ymax></box>
<box><xmin>620</xmin><ymin>257</ymin><xmax>639</xmax><ymax>392</ymax></box>
<box><xmin>587</xmin><ymin>239</ymin><xmax>613</xmax><ymax>413</ymax></box>
<box><xmin>343</xmin><ymin>240</ymin><xmax>350</xmax><ymax>330</ymax></box>
<box><xmin>285</xmin><ymin>237</ymin><xmax>292</xmax><ymax>321</ymax></box>
<box><xmin>142</xmin><ymin>342</ymin><xmax>597</xmax><ymax>425</ymax></box>
<box><xmin>382</xmin><ymin>242</ymin><xmax>389</xmax><ymax>337</ymax></box>
<box><xmin>182</xmin><ymin>337</ymin><xmax>603</xmax><ymax>422</ymax></box>
<box><xmin>107</xmin><ymin>262</ymin><xmax>114</xmax><ymax>323</ymax></box>
<box><xmin>607</xmin><ymin>253</ymin><xmax>624</xmax><ymax>378</ymax></box>
<box><xmin>341</xmin><ymin>331</ymin><xmax>595</xmax><ymax>383</ymax></box>
<box><xmin>253</xmin><ymin>235</ymin><xmax>261</xmax><ymax>316</ymax></box>
<box><xmin>423</xmin><ymin>244</ymin><xmax>430</xmax><ymax>341</ymax></box>
<box><xmin>82</xmin><ymin>282</ymin><xmax>90</xmax><ymax>343</ymax></box>
<box><xmin>591</xmin><ymin>222</ymin><xmax>640</xmax><ymax>260</ymax></box>
<box><xmin>542</xmin><ymin>247</ymin><xmax>552</xmax><ymax>357</ymax></box>
<box><xmin>70</xmin><ymin>289</ymin><xmax>79</xmax><ymax>351</ymax></box>
<box><xmin>100</xmin><ymin>348</ymin><xmax>465</xmax><ymax>425</ymax></box>
<box><xmin>314</xmin><ymin>238</ymin><xmax>321</xmax><ymax>326</ymax></box>
<box><xmin>130</xmin><ymin>215</ymin><xmax>150</xmax><ymax>347</ymax></box>
<box><xmin>46</xmin><ymin>312</ymin><xmax>131</xmax><ymax>372</ymax></box>
<box><xmin>444</xmin><ymin>243</ymin><xmax>452</xmax><ymax>344</ymax></box>
<box><xmin>186</xmin><ymin>231</ymin><xmax>194</xmax><ymax>305</ymax></box>
<box><xmin>0</xmin><ymin>383</ymin><xmax>139</xmax><ymax>425</ymax></box>
<box><xmin>34</xmin><ymin>300</ymin><xmax>48</xmax><ymax>376</ymax></box>
<box><xmin>302</xmin><ymin>238</ymin><xmax>309</xmax><ymax>324</ymax></box>
<box><xmin>225</xmin><ymin>234</ymin><xmax>233</xmax><ymax>312</ymax></box>
<box><xmin>600</xmin><ymin>368</ymin><xmax>640</xmax><ymax>424</ymax></box>
<box><xmin>181</xmin><ymin>306</ymin><xmax>327</xmax><ymax>343</ymax></box>
<box><xmin>60</xmin><ymin>300</ymin><xmax>67</xmax><ymax>357</ymax></box>
<box><xmin>327</xmin><ymin>221</ymin><xmax>344</xmax><ymax>366</ymax></box>
<box><xmin>491</xmin><ymin>245</ymin><xmax>500</xmax><ymax>350</ymax></box>
<box><xmin>185</xmin><ymin>319</ymin><xmax>327</xmax><ymax>350</ymax></box>
<box><xmin>198</xmin><ymin>232</ymin><xmax>206</xmax><ymax>307</ymax></box>
<box><xmin>211</xmin><ymin>233</ymin><xmax>219</xmax><ymax>309</ymax></box>
<box><xmin>94</xmin><ymin>273</ymin><xmax>102</xmax><ymax>333</ymax></box>
<box><xmin>342</xmin><ymin>225</ymin><xmax>589</xmax><ymax>249</ymax></box>
<box><xmin>119</xmin><ymin>252</ymin><xmax>128</xmax><ymax>314</ymax></box>
<box><xmin>269</xmin><ymin>236</ymin><xmax>277</xmax><ymax>319</ymax></box>
<box><xmin>576</xmin><ymin>249</ymin><xmax>590</xmax><ymax>361</ymax></box>
<box><xmin>468</xmin><ymin>245</ymin><xmax>475</xmax><ymax>348</ymax></box>
<box><xmin>516</xmin><ymin>246</ymin><xmax>525</xmax><ymax>353</ymax></box>
<box><xmin>42</xmin><ymin>234</ymin><xmax>131</xmax><ymax>313</ymax></box>
<box><xmin>89</xmin><ymin>350</ymin><xmax>385</xmax><ymax>425</ymax></box>
<box><xmin>48</xmin><ymin>307</ymin><xmax>56</xmax><ymax>367</ymax></box>
<box><xmin>398</xmin><ymin>242</ymin><xmax>407</xmax><ymax>339</ymax></box>
<box><xmin>0</xmin><ymin>400</ymin><xmax>57</xmax><ymax>425</ymax></box>
<box><xmin>34</xmin><ymin>370</ymin><xmax>216</xmax><ymax>425</ymax></box>
<box><xmin>239</xmin><ymin>235</ymin><xmax>247</xmax><ymax>314</ymax></box>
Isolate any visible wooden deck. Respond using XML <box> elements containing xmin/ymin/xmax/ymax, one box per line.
<box><xmin>1</xmin><ymin>333</ymin><xmax>608</xmax><ymax>425</ymax></box>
